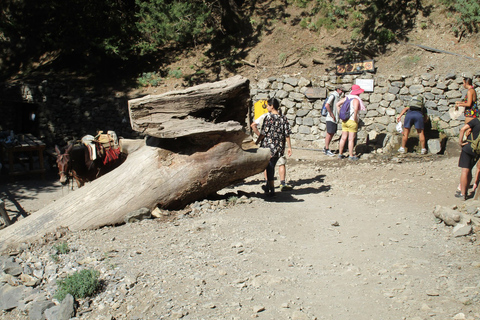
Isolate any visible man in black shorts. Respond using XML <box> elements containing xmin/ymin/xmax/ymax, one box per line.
<box><xmin>457</xmin><ymin>117</ymin><xmax>480</xmax><ymax>200</ymax></box>
<box><xmin>323</xmin><ymin>87</ymin><xmax>344</xmax><ymax>156</ymax></box>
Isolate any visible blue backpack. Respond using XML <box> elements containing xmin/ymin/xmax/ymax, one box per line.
<box><xmin>338</xmin><ymin>97</ymin><xmax>352</xmax><ymax>121</ymax></box>
<box><xmin>321</xmin><ymin>94</ymin><xmax>334</xmax><ymax>117</ymax></box>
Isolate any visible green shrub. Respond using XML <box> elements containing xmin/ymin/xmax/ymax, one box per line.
<box><xmin>54</xmin><ymin>242</ymin><xmax>70</xmax><ymax>255</ymax></box>
<box><xmin>54</xmin><ymin>269</ymin><xmax>100</xmax><ymax>301</ymax></box>
<box><xmin>440</xmin><ymin>0</ymin><xmax>480</xmax><ymax>33</ymax></box>
<box><xmin>137</xmin><ymin>71</ymin><xmax>163</xmax><ymax>87</ymax></box>
<box><xmin>168</xmin><ymin>68</ymin><xmax>183</xmax><ymax>79</ymax></box>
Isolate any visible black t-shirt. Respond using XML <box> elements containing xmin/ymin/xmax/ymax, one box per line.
<box><xmin>464</xmin><ymin>118</ymin><xmax>480</xmax><ymax>155</ymax></box>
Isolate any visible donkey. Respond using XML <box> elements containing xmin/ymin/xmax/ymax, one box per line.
<box><xmin>55</xmin><ymin>144</ymin><xmax>101</xmax><ymax>188</ymax></box>
<box><xmin>55</xmin><ymin>144</ymin><xmax>125</xmax><ymax>189</ymax></box>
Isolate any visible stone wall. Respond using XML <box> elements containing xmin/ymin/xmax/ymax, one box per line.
<box><xmin>0</xmin><ymin>80</ymin><xmax>139</xmax><ymax>147</ymax></box>
<box><xmin>1</xmin><ymin>72</ymin><xmax>479</xmax><ymax>150</ymax></box>
<box><xmin>250</xmin><ymin>72</ymin><xmax>480</xmax><ymax>149</ymax></box>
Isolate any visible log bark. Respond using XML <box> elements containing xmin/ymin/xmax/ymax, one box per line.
<box><xmin>128</xmin><ymin>75</ymin><xmax>250</xmax><ymax>145</ymax></box>
<box><xmin>0</xmin><ymin>75</ymin><xmax>272</xmax><ymax>251</ymax></box>
<box><xmin>0</xmin><ymin>137</ymin><xmax>270</xmax><ymax>251</ymax></box>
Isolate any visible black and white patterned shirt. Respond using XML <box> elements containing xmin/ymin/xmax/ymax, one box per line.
<box><xmin>260</xmin><ymin>114</ymin><xmax>292</xmax><ymax>157</ymax></box>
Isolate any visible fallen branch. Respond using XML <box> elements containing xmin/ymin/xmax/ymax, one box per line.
<box><xmin>241</xmin><ymin>59</ymin><xmax>256</xmax><ymax>67</ymax></box>
<box><xmin>410</xmin><ymin>44</ymin><xmax>476</xmax><ymax>60</ymax></box>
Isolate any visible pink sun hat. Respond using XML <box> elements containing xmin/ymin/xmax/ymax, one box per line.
<box><xmin>350</xmin><ymin>84</ymin><xmax>364</xmax><ymax>95</ymax></box>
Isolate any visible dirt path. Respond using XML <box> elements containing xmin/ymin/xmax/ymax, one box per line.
<box><xmin>1</xmin><ymin>147</ymin><xmax>480</xmax><ymax>320</ymax></box>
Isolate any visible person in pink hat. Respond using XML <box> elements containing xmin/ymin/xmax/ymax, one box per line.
<box><xmin>335</xmin><ymin>84</ymin><xmax>366</xmax><ymax>160</ymax></box>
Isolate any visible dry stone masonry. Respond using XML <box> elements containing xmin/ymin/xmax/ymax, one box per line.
<box><xmin>250</xmin><ymin>72</ymin><xmax>480</xmax><ymax>149</ymax></box>
<box><xmin>2</xmin><ymin>71</ymin><xmax>480</xmax><ymax>150</ymax></box>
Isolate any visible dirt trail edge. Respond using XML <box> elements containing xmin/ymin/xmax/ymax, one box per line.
<box><xmin>1</xmin><ymin>149</ymin><xmax>480</xmax><ymax>320</ymax></box>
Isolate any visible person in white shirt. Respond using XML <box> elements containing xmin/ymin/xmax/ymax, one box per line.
<box><xmin>323</xmin><ymin>87</ymin><xmax>344</xmax><ymax>156</ymax></box>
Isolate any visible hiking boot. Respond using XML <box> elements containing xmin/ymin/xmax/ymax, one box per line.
<box><xmin>280</xmin><ymin>184</ymin><xmax>293</xmax><ymax>191</ymax></box>
<box><xmin>338</xmin><ymin>154</ymin><xmax>345</xmax><ymax>159</ymax></box>
<box><xmin>398</xmin><ymin>147</ymin><xmax>406</xmax><ymax>154</ymax></box>
<box><xmin>325</xmin><ymin>149</ymin><xmax>335</xmax><ymax>157</ymax></box>
<box><xmin>421</xmin><ymin>148</ymin><xmax>427</xmax><ymax>155</ymax></box>
<box><xmin>349</xmin><ymin>156</ymin><xmax>359</xmax><ymax>161</ymax></box>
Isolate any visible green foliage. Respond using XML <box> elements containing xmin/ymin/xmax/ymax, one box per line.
<box><xmin>54</xmin><ymin>269</ymin><xmax>100</xmax><ymax>302</ymax></box>
<box><xmin>54</xmin><ymin>242</ymin><xmax>70</xmax><ymax>255</ymax></box>
<box><xmin>227</xmin><ymin>196</ymin><xmax>239</xmax><ymax>204</ymax></box>
<box><xmin>168</xmin><ymin>68</ymin><xmax>183</xmax><ymax>79</ymax></box>
<box><xmin>291</xmin><ymin>0</ymin><xmax>312</xmax><ymax>8</ymax></box>
<box><xmin>440</xmin><ymin>0</ymin><xmax>480</xmax><ymax>33</ymax></box>
<box><xmin>135</xmin><ymin>0</ymin><xmax>212</xmax><ymax>54</ymax></box>
<box><xmin>278</xmin><ymin>53</ymin><xmax>288</xmax><ymax>64</ymax></box>
<box><xmin>137</xmin><ymin>71</ymin><xmax>163</xmax><ymax>87</ymax></box>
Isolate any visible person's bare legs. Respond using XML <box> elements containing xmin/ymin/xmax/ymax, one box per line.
<box><xmin>279</xmin><ymin>164</ymin><xmax>286</xmax><ymax>182</ymax></box>
<box><xmin>348</xmin><ymin>131</ymin><xmax>356</xmax><ymax>157</ymax></box>
<box><xmin>325</xmin><ymin>132</ymin><xmax>334</xmax><ymax>150</ymax></box>
<box><xmin>338</xmin><ymin>131</ymin><xmax>348</xmax><ymax>157</ymax></box>
<box><xmin>460</xmin><ymin>168</ymin><xmax>472</xmax><ymax>198</ymax></box>
<box><xmin>401</xmin><ymin>128</ymin><xmax>411</xmax><ymax>148</ymax></box>
<box><xmin>417</xmin><ymin>129</ymin><xmax>426</xmax><ymax>149</ymax></box>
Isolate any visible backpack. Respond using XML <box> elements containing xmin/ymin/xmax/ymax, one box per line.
<box><xmin>321</xmin><ymin>94</ymin><xmax>334</xmax><ymax>117</ymax></box>
<box><xmin>468</xmin><ymin>133</ymin><xmax>480</xmax><ymax>155</ymax></box>
<box><xmin>338</xmin><ymin>97</ymin><xmax>352</xmax><ymax>121</ymax></box>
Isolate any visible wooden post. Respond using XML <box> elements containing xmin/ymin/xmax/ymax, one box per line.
<box><xmin>0</xmin><ymin>200</ymin><xmax>11</xmax><ymax>226</ymax></box>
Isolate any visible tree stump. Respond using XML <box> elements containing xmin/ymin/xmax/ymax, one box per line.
<box><xmin>0</xmin><ymin>76</ymin><xmax>271</xmax><ymax>251</ymax></box>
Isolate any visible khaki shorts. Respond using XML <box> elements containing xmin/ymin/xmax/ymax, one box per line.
<box><xmin>341</xmin><ymin>120</ymin><xmax>358</xmax><ymax>133</ymax></box>
<box><xmin>277</xmin><ymin>155</ymin><xmax>287</xmax><ymax>166</ymax></box>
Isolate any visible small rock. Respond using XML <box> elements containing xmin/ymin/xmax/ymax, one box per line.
<box><xmin>124</xmin><ymin>207</ymin><xmax>152</xmax><ymax>223</ymax></box>
<box><xmin>453</xmin><ymin>313</ymin><xmax>466</xmax><ymax>320</ymax></box>
<box><xmin>44</xmin><ymin>293</ymin><xmax>75</xmax><ymax>320</ymax></box>
<box><xmin>330</xmin><ymin>220</ymin><xmax>340</xmax><ymax>227</ymax></box>
<box><xmin>252</xmin><ymin>305</ymin><xmax>265</xmax><ymax>313</ymax></box>
<box><xmin>452</xmin><ymin>224</ymin><xmax>472</xmax><ymax>237</ymax></box>
<box><xmin>20</xmin><ymin>274</ymin><xmax>40</xmax><ymax>287</ymax></box>
<box><xmin>28</xmin><ymin>300</ymin><xmax>56</xmax><ymax>320</ymax></box>
<box><xmin>426</xmin><ymin>290</ymin><xmax>440</xmax><ymax>296</ymax></box>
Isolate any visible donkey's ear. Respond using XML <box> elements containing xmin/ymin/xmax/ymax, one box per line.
<box><xmin>55</xmin><ymin>145</ymin><xmax>61</xmax><ymax>155</ymax></box>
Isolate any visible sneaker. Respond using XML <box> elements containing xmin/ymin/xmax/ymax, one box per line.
<box><xmin>348</xmin><ymin>156</ymin><xmax>359</xmax><ymax>161</ymax></box>
<box><xmin>280</xmin><ymin>184</ymin><xmax>293</xmax><ymax>191</ymax></box>
<box><xmin>421</xmin><ymin>148</ymin><xmax>427</xmax><ymax>155</ymax></box>
<box><xmin>338</xmin><ymin>154</ymin><xmax>345</xmax><ymax>159</ymax></box>
<box><xmin>455</xmin><ymin>193</ymin><xmax>466</xmax><ymax>200</ymax></box>
<box><xmin>325</xmin><ymin>149</ymin><xmax>335</xmax><ymax>157</ymax></box>
<box><xmin>398</xmin><ymin>147</ymin><xmax>405</xmax><ymax>154</ymax></box>
<box><xmin>323</xmin><ymin>147</ymin><xmax>327</xmax><ymax>155</ymax></box>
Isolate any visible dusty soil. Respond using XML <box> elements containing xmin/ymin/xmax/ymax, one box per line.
<box><xmin>2</xmin><ymin>4</ymin><xmax>480</xmax><ymax>319</ymax></box>
<box><xmin>137</xmin><ymin>4</ymin><xmax>480</xmax><ymax>97</ymax></box>
<box><xmin>1</xmin><ymin>142</ymin><xmax>480</xmax><ymax>319</ymax></box>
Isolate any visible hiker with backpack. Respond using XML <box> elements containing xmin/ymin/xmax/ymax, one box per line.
<box><xmin>457</xmin><ymin>116</ymin><xmax>480</xmax><ymax>200</ymax></box>
<box><xmin>255</xmin><ymin>98</ymin><xmax>292</xmax><ymax>197</ymax></box>
<box><xmin>336</xmin><ymin>84</ymin><xmax>366</xmax><ymax>160</ymax></box>
<box><xmin>396</xmin><ymin>95</ymin><xmax>428</xmax><ymax>154</ymax></box>
<box><xmin>322</xmin><ymin>87</ymin><xmax>344</xmax><ymax>156</ymax></box>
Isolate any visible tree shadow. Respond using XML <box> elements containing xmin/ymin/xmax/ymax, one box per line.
<box><xmin>0</xmin><ymin>170</ymin><xmax>62</xmax><ymax>227</ymax></box>
<box><xmin>213</xmin><ymin>173</ymin><xmax>331</xmax><ymax>203</ymax></box>
<box><xmin>324</xmin><ymin>1</ymin><xmax>434</xmax><ymax>64</ymax></box>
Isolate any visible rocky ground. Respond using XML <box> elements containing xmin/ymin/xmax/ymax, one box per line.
<box><xmin>1</xmin><ymin>140</ymin><xmax>480</xmax><ymax>320</ymax></box>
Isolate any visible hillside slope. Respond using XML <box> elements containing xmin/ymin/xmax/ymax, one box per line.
<box><xmin>143</xmin><ymin>3</ymin><xmax>479</xmax><ymax>95</ymax></box>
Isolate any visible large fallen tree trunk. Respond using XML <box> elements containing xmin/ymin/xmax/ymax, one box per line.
<box><xmin>0</xmin><ymin>138</ymin><xmax>270</xmax><ymax>251</ymax></box>
<box><xmin>0</xmin><ymin>75</ymin><xmax>270</xmax><ymax>251</ymax></box>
